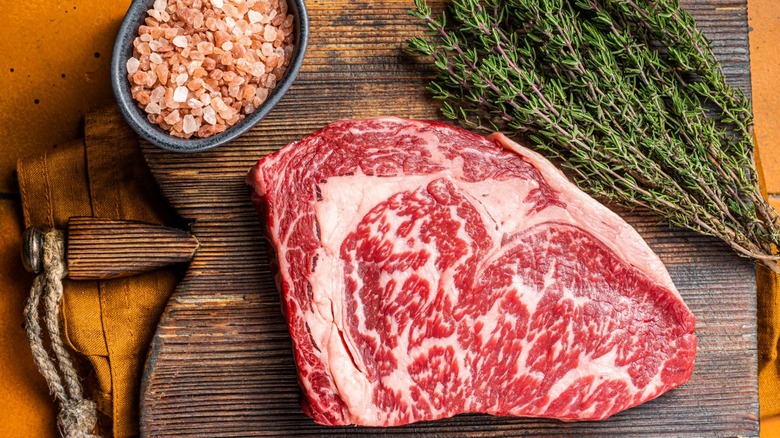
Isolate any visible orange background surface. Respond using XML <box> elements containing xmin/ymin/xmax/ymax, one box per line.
<box><xmin>0</xmin><ymin>0</ymin><xmax>778</xmax><ymax>436</ymax></box>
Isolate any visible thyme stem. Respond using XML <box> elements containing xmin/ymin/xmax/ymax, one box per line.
<box><xmin>408</xmin><ymin>0</ymin><xmax>780</xmax><ymax>271</ymax></box>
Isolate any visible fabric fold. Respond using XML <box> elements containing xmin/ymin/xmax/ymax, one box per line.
<box><xmin>17</xmin><ymin>105</ymin><xmax>181</xmax><ymax>437</ymax></box>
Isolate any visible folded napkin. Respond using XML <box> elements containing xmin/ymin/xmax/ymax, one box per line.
<box><xmin>17</xmin><ymin>105</ymin><xmax>180</xmax><ymax>437</ymax></box>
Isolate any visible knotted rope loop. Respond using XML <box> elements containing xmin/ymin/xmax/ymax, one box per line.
<box><xmin>23</xmin><ymin>228</ymin><xmax>99</xmax><ymax>438</ymax></box>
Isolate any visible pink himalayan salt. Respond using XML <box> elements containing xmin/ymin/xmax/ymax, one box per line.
<box><xmin>175</xmin><ymin>73</ymin><xmax>189</xmax><ymax>86</ymax></box>
<box><xmin>188</xmin><ymin>98</ymin><xmax>204</xmax><ymax>109</ymax></box>
<box><xmin>126</xmin><ymin>57</ymin><xmax>140</xmax><ymax>74</ymax></box>
<box><xmin>263</xmin><ymin>25</ymin><xmax>277</xmax><ymax>42</ymax></box>
<box><xmin>173</xmin><ymin>86</ymin><xmax>189</xmax><ymax>102</ymax></box>
<box><xmin>248</xmin><ymin>10</ymin><xmax>262</xmax><ymax>24</ymax></box>
<box><xmin>172</xmin><ymin>35</ymin><xmax>188</xmax><ymax>48</ymax></box>
<box><xmin>203</xmin><ymin>106</ymin><xmax>217</xmax><ymax>125</ymax></box>
<box><xmin>145</xmin><ymin>101</ymin><xmax>162</xmax><ymax>114</ymax></box>
<box><xmin>164</xmin><ymin>110</ymin><xmax>181</xmax><ymax>125</ymax></box>
<box><xmin>151</xmin><ymin>85</ymin><xmax>166</xmax><ymax>102</ymax></box>
<box><xmin>182</xmin><ymin>114</ymin><xmax>199</xmax><ymax>134</ymax></box>
<box><xmin>196</xmin><ymin>41</ymin><xmax>214</xmax><ymax>55</ymax></box>
<box><xmin>127</xmin><ymin>0</ymin><xmax>295</xmax><ymax>138</ymax></box>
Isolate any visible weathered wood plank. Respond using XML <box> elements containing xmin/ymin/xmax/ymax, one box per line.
<box><xmin>140</xmin><ymin>0</ymin><xmax>758</xmax><ymax>436</ymax></box>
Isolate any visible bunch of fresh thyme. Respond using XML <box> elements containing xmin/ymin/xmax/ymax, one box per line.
<box><xmin>407</xmin><ymin>0</ymin><xmax>780</xmax><ymax>270</ymax></box>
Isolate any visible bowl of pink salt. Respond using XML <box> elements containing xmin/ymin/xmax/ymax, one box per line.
<box><xmin>111</xmin><ymin>0</ymin><xmax>308</xmax><ymax>152</ymax></box>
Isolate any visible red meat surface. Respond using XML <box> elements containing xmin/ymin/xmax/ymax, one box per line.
<box><xmin>246</xmin><ymin>118</ymin><xmax>696</xmax><ymax>426</ymax></box>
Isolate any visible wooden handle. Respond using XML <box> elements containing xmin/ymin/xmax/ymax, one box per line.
<box><xmin>66</xmin><ymin>217</ymin><xmax>199</xmax><ymax>280</ymax></box>
<box><xmin>22</xmin><ymin>218</ymin><xmax>199</xmax><ymax>280</ymax></box>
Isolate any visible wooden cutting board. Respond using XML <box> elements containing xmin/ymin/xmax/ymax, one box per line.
<box><xmin>139</xmin><ymin>0</ymin><xmax>759</xmax><ymax>435</ymax></box>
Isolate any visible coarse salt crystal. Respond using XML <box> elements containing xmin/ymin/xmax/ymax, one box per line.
<box><xmin>211</xmin><ymin>0</ymin><xmax>223</xmax><ymax>8</ymax></box>
<box><xmin>263</xmin><ymin>26</ymin><xmax>277</xmax><ymax>42</ymax></box>
<box><xmin>200</xmin><ymin>93</ymin><xmax>211</xmax><ymax>106</ymax></box>
<box><xmin>218</xmin><ymin>107</ymin><xmax>234</xmax><ymax>120</ymax></box>
<box><xmin>242</xmin><ymin>84</ymin><xmax>256</xmax><ymax>99</ymax></box>
<box><xmin>192</xmin><ymin>67</ymin><xmax>207</xmax><ymax>79</ymax></box>
<box><xmin>132</xmin><ymin>71</ymin><xmax>149</xmax><ymax>85</ymax></box>
<box><xmin>222</xmin><ymin>41</ymin><xmax>233</xmax><ymax>51</ymax></box>
<box><xmin>138</xmin><ymin>42</ymin><xmax>152</xmax><ymax>55</ymax></box>
<box><xmin>173</xmin><ymin>86</ymin><xmax>189</xmax><ymax>102</ymax></box>
<box><xmin>151</xmin><ymin>86</ymin><xmax>166</xmax><ymax>101</ymax></box>
<box><xmin>250</xmin><ymin>23</ymin><xmax>264</xmax><ymax>35</ymax></box>
<box><xmin>218</xmin><ymin>51</ymin><xmax>232</xmax><ymax>68</ymax></box>
<box><xmin>252</xmin><ymin>62</ymin><xmax>265</xmax><ymax>77</ymax></box>
<box><xmin>187</xmin><ymin>78</ymin><xmax>204</xmax><ymax>90</ymax></box>
<box><xmin>196</xmin><ymin>41</ymin><xmax>214</xmax><ymax>55</ymax></box>
<box><xmin>261</xmin><ymin>42</ymin><xmax>274</xmax><ymax>57</ymax></box>
<box><xmin>235</xmin><ymin>58</ymin><xmax>251</xmax><ymax>74</ymax></box>
<box><xmin>188</xmin><ymin>98</ymin><xmax>204</xmax><ymax>108</ymax></box>
<box><xmin>214</xmin><ymin>30</ymin><xmax>230</xmax><ymax>47</ymax></box>
<box><xmin>205</xmin><ymin>16</ymin><xmax>218</xmax><ymax>31</ymax></box>
<box><xmin>172</xmin><ymin>35</ymin><xmax>188</xmax><ymax>48</ymax></box>
<box><xmin>193</xmin><ymin>12</ymin><xmax>204</xmax><ymax>29</ymax></box>
<box><xmin>156</xmin><ymin>63</ymin><xmax>169</xmax><ymax>85</ymax></box>
<box><xmin>203</xmin><ymin>106</ymin><xmax>217</xmax><ymax>125</ymax></box>
<box><xmin>149</xmin><ymin>53</ymin><xmax>163</xmax><ymax>64</ymax></box>
<box><xmin>175</xmin><ymin>73</ymin><xmax>189</xmax><ymax>86</ymax></box>
<box><xmin>145</xmin><ymin>102</ymin><xmax>162</xmax><ymax>114</ymax></box>
<box><xmin>211</xmin><ymin>96</ymin><xmax>228</xmax><ymax>111</ymax></box>
<box><xmin>148</xmin><ymin>9</ymin><xmax>162</xmax><ymax>21</ymax></box>
<box><xmin>187</xmin><ymin>61</ymin><xmax>202</xmax><ymax>75</ymax></box>
<box><xmin>164</xmin><ymin>110</ymin><xmax>181</xmax><ymax>124</ymax></box>
<box><xmin>225</xmin><ymin>17</ymin><xmax>236</xmax><ymax>28</ymax></box>
<box><xmin>222</xmin><ymin>71</ymin><xmax>237</xmax><ymax>82</ymax></box>
<box><xmin>153</xmin><ymin>0</ymin><xmax>166</xmax><ymax>12</ymax></box>
<box><xmin>182</xmin><ymin>114</ymin><xmax>199</xmax><ymax>134</ymax></box>
<box><xmin>223</xmin><ymin>3</ymin><xmax>238</xmax><ymax>17</ymax></box>
<box><xmin>248</xmin><ymin>10</ymin><xmax>263</xmax><ymax>24</ymax></box>
<box><xmin>126</xmin><ymin>57</ymin><xmax>140</xmax><ymax>74</ymax></box>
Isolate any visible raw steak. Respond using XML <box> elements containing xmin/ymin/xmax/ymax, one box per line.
<box><xmin>246</xmin><ymin>118</ymin><xmax>696</xmax><ymax>427</ymax></box>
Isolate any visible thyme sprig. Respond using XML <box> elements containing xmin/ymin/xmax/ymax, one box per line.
<box><xmin>407</xmin><ymin>0</ymin><xmax>780</xmax><ymax>270</ymax></box>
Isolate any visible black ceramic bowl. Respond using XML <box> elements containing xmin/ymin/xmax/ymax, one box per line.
<box><xmin>111</xmin><ymin>0</ymin><xmax>308</xmax><ymax>152</ymax></box>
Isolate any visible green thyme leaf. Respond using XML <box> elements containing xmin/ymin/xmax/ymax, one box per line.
<box><xmin>407</xmin><ymin>0</ymin><xmax>780</xmax><ymax>270</ymax></box>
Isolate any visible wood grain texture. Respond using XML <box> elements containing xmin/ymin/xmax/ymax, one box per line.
<box><xmin>66</xmin><ymin>217</ymin><xmax>199</xmax><ymax>280</ymax></box>
<box><xmin>140</xmin><ymin>0</ymin><xmax>758</xmax><ymax>436</ymax></box>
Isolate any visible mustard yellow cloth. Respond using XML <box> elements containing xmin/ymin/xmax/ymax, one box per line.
<box><xmin>759</xmin><ymin>267</ymin><xmax>780</xmax><ymax>418</ymax></box>
<box><xmin>16</xmin><ymin>106</ymin><xmax>180</xmax><ymax>437</ymax></box>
